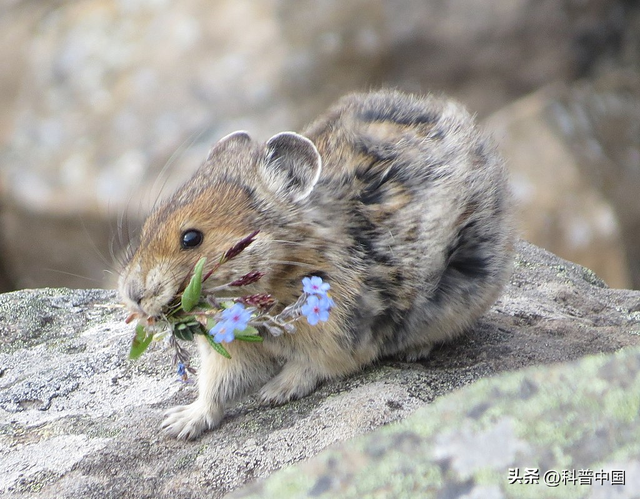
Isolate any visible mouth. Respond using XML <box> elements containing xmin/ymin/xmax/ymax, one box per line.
<box><xmin>123</xmin><ymin>276</ymin><xmax>193</xmax><ymax>327</ymax></box>
<box><xmin>125</xmin><ymin>312</ymin><xmax>156</xmax><ymax>326</ymax></box>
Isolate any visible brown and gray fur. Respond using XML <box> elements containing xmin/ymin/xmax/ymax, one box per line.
<box><xmin>119</xmin><ymin>90</ymin><xmax>515</xmax><ymax>440</ymax></box>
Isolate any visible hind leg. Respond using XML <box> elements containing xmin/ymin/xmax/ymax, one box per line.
<box><xmin>258</xmin><ymin>347</ymin><xmax>365</xmax><ymax>405</ymax></box>
<box><xmin>258</xmin><ymin>359</ymin><xmax>324</xmax><ymax>405</ymax></box>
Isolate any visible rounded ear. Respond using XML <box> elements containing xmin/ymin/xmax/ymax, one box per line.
<box><xmin>258</xmin><ymin>132</ymin><xmax>322</xmax><ymax>202</ymax></box>
<box><xmin>206</xmin><ymin>131</ymin><xmax>252</xmax><ymax>161</ymax></box>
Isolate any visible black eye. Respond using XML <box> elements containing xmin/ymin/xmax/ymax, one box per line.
<box><xmin>181</xmin><ymin>229</ymin><xmax>203</xmax><ymax>249</ymax></box>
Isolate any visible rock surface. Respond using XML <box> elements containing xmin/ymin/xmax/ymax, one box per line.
<box><xmin>0</xmin><ymin>0</ymin><xmax>633</xmax><ymax>290</ymax></box>
<box><xmin>1</xmin><ymin>241</ymin><xmax>639</xmax><ymax>498</ymax></box>
<box><xmin>233</xmin><ymin>343</ymin><xmax>640</xmax><ymax>499</ymax></box>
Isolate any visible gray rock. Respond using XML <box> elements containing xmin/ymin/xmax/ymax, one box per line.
<box><xmin>232</xmin><ymin>342</ymin><xmax>640</xmax><ymax>499</ymax></box>
<box><xmin>1</xmin><ymin>241</ymin><xmax>639</xmax><ymax>498</ymax></box>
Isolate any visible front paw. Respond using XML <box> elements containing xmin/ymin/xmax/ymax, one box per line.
<box><xmin>161</xmin><ymin>401</ymin><xmax>223</xmax><ymax>440</ymax></box>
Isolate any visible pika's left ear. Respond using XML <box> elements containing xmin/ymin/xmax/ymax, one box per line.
<box><xmin>258</xmin><ymin>132</ymin><xmax>322</xmax><ymax>202</ymax></box>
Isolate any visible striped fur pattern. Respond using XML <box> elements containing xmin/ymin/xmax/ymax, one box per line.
<box><xmin>119</xmin><ymin>90</ymin><xmax>515</xmax><ymax>439</ymax></box>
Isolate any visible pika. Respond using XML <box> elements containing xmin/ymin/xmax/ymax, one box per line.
<box><xmin>119</xmin><ymin>90</ymin><xmax>515</xmax><ymax>440</ymax></box>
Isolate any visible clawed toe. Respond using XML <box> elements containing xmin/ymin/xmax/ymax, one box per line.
<box><xmin>161</xmin><ymin>402</ymin><xmax>223</xmax><ymax>440</ymax></box>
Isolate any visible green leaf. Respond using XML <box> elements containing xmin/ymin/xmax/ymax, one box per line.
<box><xmin>233</xmin><ymin>325</ymin><xmax>260</xmax><ymax>338</ymax></box>
<box><xmin>173</xmin><ymin>326</ymin><xmax>194</xmax><ymax>341</ymax></box>
<box><xmin>205</xmin><ymin>333</ymin><xmax>232</xmax><ymax>359</ymax></box>
<box><xmin>129</xmin><ymin>324</ymin><xmax>153</xmax><ymax>359</ymax></box>
<box><xmin>235</xmin><ymin>335</ymin><xmax>264</xmax><ymax>343</ymax></box>
<box><xmin>181</xmin><ymin>257</ymin><xmax>207</xmax><ymax>312</ymax></box>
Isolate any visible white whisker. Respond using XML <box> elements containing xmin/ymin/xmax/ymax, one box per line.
<box><xmin>42</xmin><ymin>268</ymin><xmax>104</xmax><ymax>283</ymax></box>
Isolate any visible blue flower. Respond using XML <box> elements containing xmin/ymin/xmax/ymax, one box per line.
<box><xmin>301</xmin><ymin>294</ymin><xmax>331</xmax><ymax>326</ymax></box>
<box><xmin>177</xmin><ymin>362</ymin><xmax>187</xmax><ymax>377</ymax></box>
<box><xmin>209</xmin><ymin>303</ymin><xmax>252</xmax><ymax>343</ymax></box>
<box><xmin>326</xmin><ymin>295</ymin><xmax>335</xmax><ymax>309</ymax></box>
<box><xmin>221</xmin><ymin>303</ymin><xmax>252</xmax><ymax>332</ymax></box>
<box><xmin>209</xmin><ymin>320</ymin><xmax>235</xmax><ymax>343</ymax></box>
<box><xmin>302</xmin><ymin>276</ymin><xmax>330</xmax><ymax>296</ymax></box>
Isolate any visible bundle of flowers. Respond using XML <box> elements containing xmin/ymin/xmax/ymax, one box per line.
<box><xmin>126</xmin><ymin>230</ymin><xmax>333</xmax><ymax>380</ymax></box>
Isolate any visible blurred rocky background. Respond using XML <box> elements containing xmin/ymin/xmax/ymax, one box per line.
<box><xmin>0</xmin><ymin>0</ymin><xmax>639</xmax><ymax>291</ymax></box>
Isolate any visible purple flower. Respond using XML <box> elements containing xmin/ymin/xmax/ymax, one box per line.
<box><xmin>302</xmin><ymin>276</ymin><xmax>330</xmax><ymax>296</ymax></box>
<box><xmin>229</xmin><ymin>270</ymin><xmax>265</xmax><ymax>287</ymax></box>
<box><xmin>301</xmin><ymin>294</ymin><xmax>331</xmax><ymax>326</ymax></box>
<box><xmin>222</xmin><ymin>230</ymin><xmax>260</xmax><ymax>262</ymax></box>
